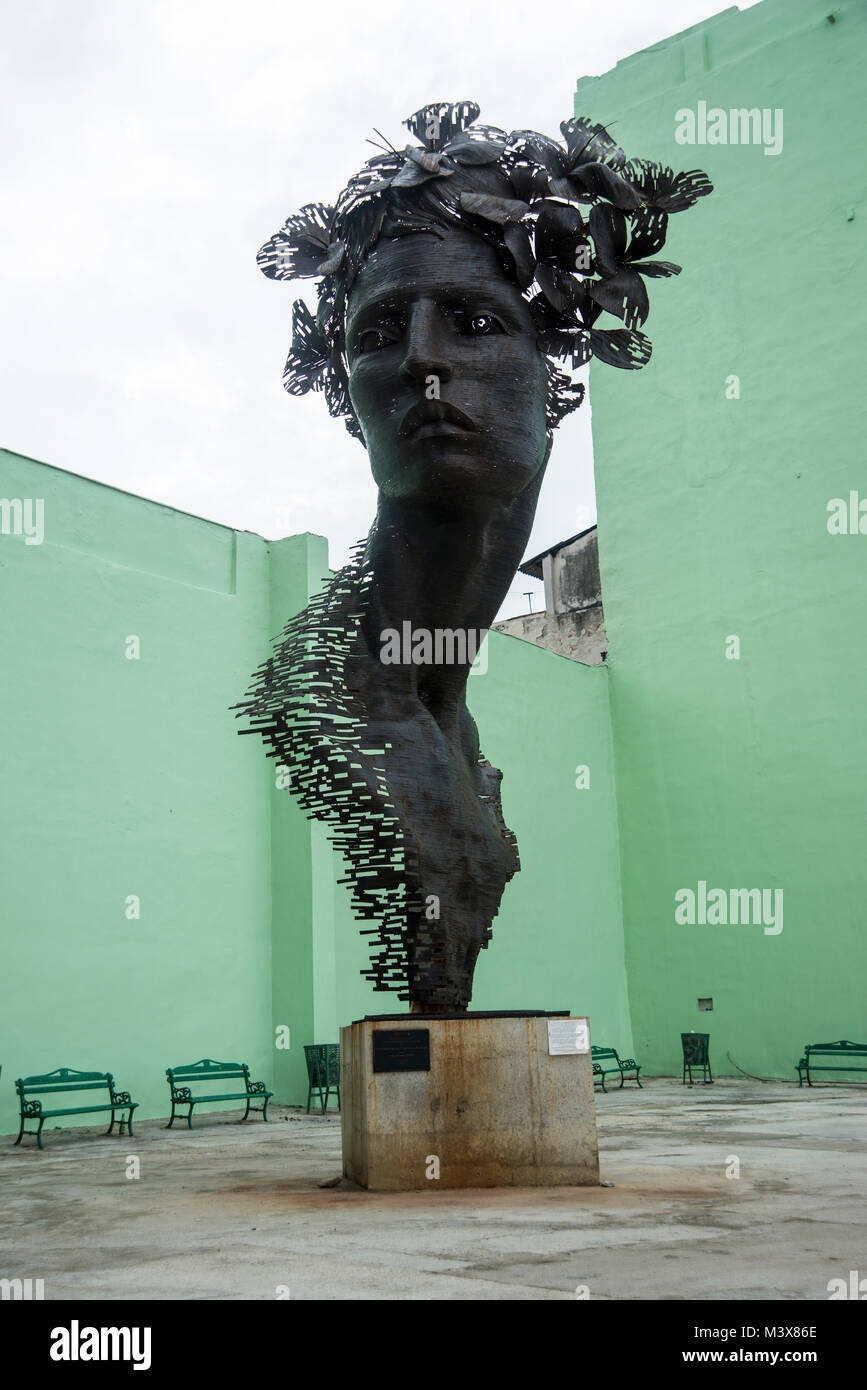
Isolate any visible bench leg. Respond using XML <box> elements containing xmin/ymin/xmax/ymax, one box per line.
<box><xmin>107</xmin><ymin>1108</ymin><xmax>128</xmax><ymax>1136</ymax></box>
<box><xmin>262</xmin><ymin>1097</ymin><xmax>270</xmax><ymax>1123</ymax></box>
<box><xmin>15</xmin><ymin>1119</ymin><xmax>46</xmax><ymax>1147</ymax></box>
<box><xmin>241</xmin><ymin>1099</ymin><xmax>251</xmax><ymax>1121</ymax></box>
<box><xmin>122</xmin><ymin>1109</ymin><xmax>135</xmax><ymax>1138</ymax></box>
<box><xmin>636</xmin><ymin>1071</ymin><xmax>643</xmax><ymax>1089</ymax></box>
<box><xmin>187</xmin><ymin>1105</ymin><xmax>195</xmax><ymax>1130</ymax></box>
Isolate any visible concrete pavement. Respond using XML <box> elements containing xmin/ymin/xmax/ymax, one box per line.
<box><xmin>1</xmin><ymin>1078</ymin><xmax>863</xmax><ymax>1300</ymax></box>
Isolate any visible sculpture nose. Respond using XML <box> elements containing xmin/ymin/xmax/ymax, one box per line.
<box><xmin>398</xmin><ymin>301</ymin><xmax>453</xmax><ymax>386</ymax></box>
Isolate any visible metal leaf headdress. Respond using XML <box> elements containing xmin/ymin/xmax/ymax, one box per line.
<box><xmin>258</xmin><ymin>101</ymin><xmax>712</xmax><ymax>439</ymax></box>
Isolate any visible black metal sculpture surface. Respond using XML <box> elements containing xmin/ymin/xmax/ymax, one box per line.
<box><xmin>234</xmin><ymin>102</ymin><xmax>711</xmax><ymax>1013</ymax></box>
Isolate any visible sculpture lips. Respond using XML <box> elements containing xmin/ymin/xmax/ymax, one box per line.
<box><xmin>398</xmin><ymin>400</ymin><xmax>478</xmax><ymax>439</ymax></box>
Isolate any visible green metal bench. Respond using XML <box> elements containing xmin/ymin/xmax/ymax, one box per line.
<box><xmin>304</xmin><ymin>1044</ymin><xmax>340</xmax><ymax>1113</ymax></box>
<box><xmin>797</xmin><ymin>1040</ymin><xmax>867</xmax><ymax>1086</ymax></box>
<box><xmin>592</xmin><ymin>1046</ymin><xmax>642</xmax><ymax>1092</ymax></box>
<box><xmin>165</xmin><ymin>1058</ymin><xmax>272</xmax><ymax>1128</ymax></box>
<box><xmin>15</xmin><ymin>1067</ymin><xmax>137</xmax><ymax>1149</ymax></box>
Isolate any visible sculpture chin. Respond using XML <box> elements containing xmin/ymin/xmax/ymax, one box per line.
<box><xmin>371</xmin><ymin>437</ymin><xmax>547</xmax><ymax>507</ymax></box>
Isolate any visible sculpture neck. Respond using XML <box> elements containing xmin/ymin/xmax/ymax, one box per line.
<box><xmin>363</xmin><ymin>445</ymin><xmax>551</xmax><ymax>713</ymax></box>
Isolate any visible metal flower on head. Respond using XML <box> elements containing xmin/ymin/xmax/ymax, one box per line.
<box><xmin>258</xmin><ymin>102</ymin><xmax>712</xmax><ymax>438</ymax></box>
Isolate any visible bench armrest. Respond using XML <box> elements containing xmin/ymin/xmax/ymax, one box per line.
<box><xmin>20</xmin><ymin>1098</ymin><xmax>42</xmax><ymax>1116</ymax></box>
<box><xmin>171</xmin><ymin>1086</ymin><xmax>192</xmax><ymax>1102</ymax></box>
<box><xmin>619</xmin><ymin>1058</ymin><xmax>639</xmax><ymax>1070</ymax></box>
<box><xmin>111</xmin><ymin>1090</ymin><xmax>132</xmax><ymax>1106</ymax></box>
<box><xmin>248</xmin><ymin>1081</ymin><xmax>267</xmax><ymax>1094</ymax></box>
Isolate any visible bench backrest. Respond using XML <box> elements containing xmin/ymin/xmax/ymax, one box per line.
<box><xmin>591</xmin><ymin>1047</ymin><xmax>618</xmax><ymax>1062</ymax></box>
<box><xmin>304</xmin><ymin>1044</ymin><xmax>340</xmax><ymax>1084</ymax></box>
<box><xmin>682</xmin><ymin>1032</ymin><xmax>710</xmax><ymax>1064</ymax></box>
<box><xmin>805</xmin><ymin>1040</ymin><xmax>867</xmax><ymax>1057</ymax></box>
<box><xmin>166</xmin><ymin>1058</ymin><xmax>248</xmax><ymax>1086</ymax></box>
<box><xmin>16</xmin><ymin>1068</ymin><xmax>113</xmax><ymax>1099</ymax></box>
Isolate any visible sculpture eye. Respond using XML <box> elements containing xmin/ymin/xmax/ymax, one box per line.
<box><xmin>357</xmin><ymin>327</ymin><xmax>395</xmax><ymax>354</ymax></box>
<box><xmin>455</xmin><ymin>312</ymin><xmax>505</xmax><ymax>336</ymax></box>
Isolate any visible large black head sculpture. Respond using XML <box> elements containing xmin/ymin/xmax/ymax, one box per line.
<box><xmin>235</xmin><ymin>102</ymin><xmax>711</xmax><ymax>1013</ymax></box>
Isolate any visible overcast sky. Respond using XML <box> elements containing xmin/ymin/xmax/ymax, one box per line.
<box><xmin>1</xmin><ymin>0</ymin><xmax>753</xmax><ymax>617</ymax></box>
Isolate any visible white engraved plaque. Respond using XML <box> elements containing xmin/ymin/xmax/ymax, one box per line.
<box><xmin>547</xmin><ymin>1017</ymin><xmax>590</xmax><ymax>1055</ymax></box>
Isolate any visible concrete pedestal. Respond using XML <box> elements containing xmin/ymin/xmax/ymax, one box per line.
<box><xmin>340</xmin><ymin>1013</ymin><xmax>599</xmax><ymax>1190</ymax></box>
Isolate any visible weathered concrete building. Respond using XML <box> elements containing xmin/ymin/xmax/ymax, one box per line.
<box><xmin>494</xmin><ymin>526</ymin><xmax>607</xmax><ymax>665</ymax></box>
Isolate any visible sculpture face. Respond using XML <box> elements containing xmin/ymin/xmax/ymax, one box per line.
<box><xmin>346</xmin><ymin>225</ymin><xmax>549</xmax><ymax>504</ymax></box>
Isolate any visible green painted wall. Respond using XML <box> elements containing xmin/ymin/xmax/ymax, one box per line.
<box><xmin>468</xmin><ymin>634</ymin><xmax>631</xmax><ymax>1048</ymax></box>
<box><xmin>0</xmin><ymin>447</ymin><xmax>277</xmax><ymax>1133</ymax></box>
<box><xmin>577</xmin><ymin>0</ymin><xmax>867</xmax><ymax>1076</ymax></box>
<box><xmin>1</xmin><ymin>446</ymin><xmax>630</xmax><ymax>1130</ymax></box>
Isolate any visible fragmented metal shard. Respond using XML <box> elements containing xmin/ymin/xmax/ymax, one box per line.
<box><xmin>233</xmin><ymin>539</ymin><xmax>518</xmax><ymax>1007</ymax></box>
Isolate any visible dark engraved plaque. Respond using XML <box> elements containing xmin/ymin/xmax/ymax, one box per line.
<box><xmin>373</xmin><ymin>1029</ymin><xmax>431</xmax><ymax>1073</ymax></box>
